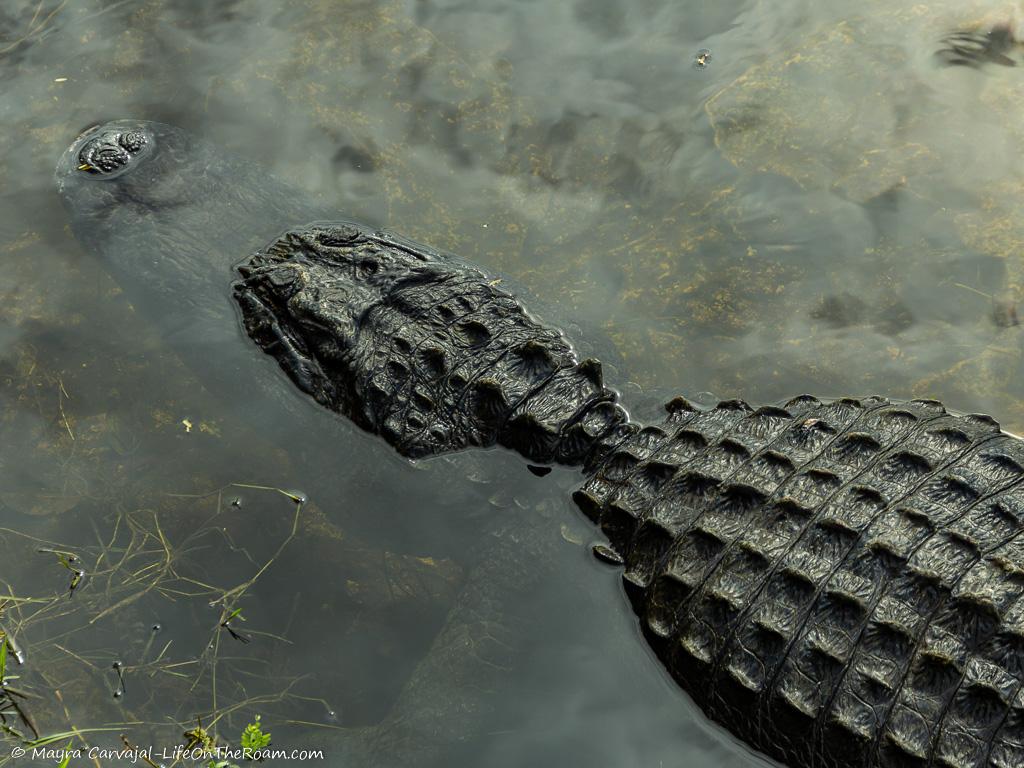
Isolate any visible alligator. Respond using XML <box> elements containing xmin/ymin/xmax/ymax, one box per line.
<box><xmin>58</xmin><ymin>121</ymin><xmax>1024</xmax><ymax>768</ymax></box>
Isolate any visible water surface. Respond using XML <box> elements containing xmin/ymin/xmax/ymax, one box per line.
<box><xmin>2</xmin><ymin>0</ymin><xmax>1023</xmax><ymax>765</ymax></box>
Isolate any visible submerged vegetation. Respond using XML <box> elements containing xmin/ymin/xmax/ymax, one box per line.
<box><xmin>0</xmin><ymin>473</ymin><xmax>326</xmax><ymax>764</ymax></box>
<box><xmin>0</xmin><ymin>293</ymin><xmax>464</xmax><ymax>763</ymax></box>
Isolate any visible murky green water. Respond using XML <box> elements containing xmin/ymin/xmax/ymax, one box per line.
<box><xmin>2</xmin><ymin>0</ymin><xmax>1024</xmax><ymax>765</ymax></box>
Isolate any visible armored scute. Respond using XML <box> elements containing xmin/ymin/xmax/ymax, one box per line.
<box><xmin>577</xmin><ymin>396</ymin><xmax>1024</xmax><ymax>768</ymax></box>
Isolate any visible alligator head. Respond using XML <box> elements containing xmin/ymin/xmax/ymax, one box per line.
<box><xmin>233</xmin><ymin>222</ymin><xmax>629</xmax><ymax>463</ymax></box>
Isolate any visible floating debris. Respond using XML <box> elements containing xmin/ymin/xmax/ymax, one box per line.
<box><xmin>559</xmin><ymin>524</ymin><xmax>583</xmax><ymax>545</ymax></box>
<box><xmin>0</xmin><ymin>623</ymin><xmax>25</xmax><ymax>665</ymax></box>
<box><xmin>38</xmin><ymin>547</ymin><xmax>85</xmax><ymax>597</ymax></box>
<box><xmin>937</xmin><ymin>23</ymin><xmax>1018</xmax><ymax>68</ymax></box>
<box><xmin>112</xmin><ymin>659</ymin><xmax>126</xmax><ymax>695</ymax></box>
<box><xmin>693</xmin><ymin>48</ymin><xmax>712</xmax><ymax>70</ymax></box>
<box><xmin>220</xmin><ymin>607</ymin><xmax>251</xmax><ymax>644</ymax></box>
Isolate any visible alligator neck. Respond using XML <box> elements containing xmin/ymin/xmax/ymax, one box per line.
<box><xmin>488</xmin><ymin>359</ymin><xmax>633</xmax><ymax>467</ymax></box>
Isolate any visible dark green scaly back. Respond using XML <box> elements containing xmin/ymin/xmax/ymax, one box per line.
<box><xmin>576</xmin><ymin>395</ymin><xmax>1024</xmax><ymax>768</ymax></box>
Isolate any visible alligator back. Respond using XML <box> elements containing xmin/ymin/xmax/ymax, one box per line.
<box><xmin>575</xmin><ymin>395</ymin><xmax>1024</xmax><ymax>768</ymax></box>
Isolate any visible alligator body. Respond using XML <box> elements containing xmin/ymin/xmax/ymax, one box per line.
<box><xmin>58</xmin><ymin>121</ymin><xmax>1024</xmax><ymax>768</ymax></box>
<box><xmin>233</xmin><ymin>222</ymin><xmax>1024</xmax><ymax>768</ymax></box>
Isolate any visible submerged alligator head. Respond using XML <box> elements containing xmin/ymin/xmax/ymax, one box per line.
<box><xmin>57</xmin><ymin>120</ymin><xmax>627</xmax><ymax>464</ymax></box>
<box><xmin>59</xmin><ymin>121</ymin><xmax>1024</xmax><ymax>768</ymax></box>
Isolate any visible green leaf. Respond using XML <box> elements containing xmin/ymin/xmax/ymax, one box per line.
<box><xmin>240</xmin><ymin>715</ymin><xmax>271</xmax><ymax>752</ymax></box>
<box><xmin>0</xmin><ymin>635</ymin><xmax>7</xmax><ymax>682</ymax></box>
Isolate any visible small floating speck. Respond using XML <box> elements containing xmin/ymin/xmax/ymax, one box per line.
<box><xmin>54</xmin><ymin>77</ymin><xmax>68</xmax><ymax>83</ymax></box>
<box><xmin>693</xmin><ymin>48</ymin><xmax>712</xmax><ymax>70</ymax></box>
<box><xmin>560</xmin><ymin>524</ymin><xmax>583</xmax><ymax>545</ymax></box>
<box><xmin>181</xmin><ymin>418</ymin><xmax>193</xmax><ymax>433</ymax></box>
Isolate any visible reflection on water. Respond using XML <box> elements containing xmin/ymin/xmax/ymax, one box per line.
<box><xmin>2</xmin><ymin>0</ymin><xmax>1024</xmax><ymax>765</ymax></box>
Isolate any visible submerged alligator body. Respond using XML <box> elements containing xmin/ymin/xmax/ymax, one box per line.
<box><xmin>58</xmin><ymin>121</ymin><xmax>1024</xmax><ymax>768</ymax></box>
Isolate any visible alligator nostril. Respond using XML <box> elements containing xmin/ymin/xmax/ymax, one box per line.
<box><xmin>118</xmin><ymin>131</ymin><xmax>148</xmax><ymax>153</ymax></box>
<box><xmin>73</xmin><ymin>127</ymin><xmax>153</xmax><ymax>177</ymax></box>
<box><xmin>78</xmin><ymin>139</ymin><xmax>130</xmax><ymax>174</ymax></box>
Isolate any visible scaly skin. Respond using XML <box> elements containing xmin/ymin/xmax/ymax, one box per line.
<box><xmin>576</xmin><ymin>396</ymin><xmax>1024</xmax><ymax>768</ymax></box>
<box><xmin>232</xmin><ymin>222</ymin><xmax>630</xmax><ymax>464</ymax></box>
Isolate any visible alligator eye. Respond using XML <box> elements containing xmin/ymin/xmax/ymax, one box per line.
<box><xmin>357</xmin><ymin>258</ymin><xmax>379</xmax><ymax>277</ymax></box>
<box><xmin>118</xmin><ymin>131</ymin><xmax>148</xmax><ymax>152</ymax></box>
<box><xmin>268</xmin><ymin>265</ymin><xmax>299</xmax><ymax>291</ymax></box>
